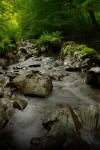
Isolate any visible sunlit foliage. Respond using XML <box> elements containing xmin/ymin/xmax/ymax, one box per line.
<box><xmin>0</xmin><ymin>0</ymin><xmax>19</xmax><ymax>54</ymax></box>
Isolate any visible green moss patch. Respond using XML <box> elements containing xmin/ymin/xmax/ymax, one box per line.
<box><xmin>62</xmin><ymin>41</ymin><xmax>98</xmax><ymax>59</ymax></box>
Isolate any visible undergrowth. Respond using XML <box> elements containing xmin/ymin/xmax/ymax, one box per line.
<box><xmin>36</xmin><ymin>31</ymin><xmax>62</xmax><ymax>44</ymax></box>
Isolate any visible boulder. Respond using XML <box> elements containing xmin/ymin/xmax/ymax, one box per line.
<box><xmin>0</xmin><ymin>97</ymin><xmax>28</xmax><ymax>111</ymax></box>
<box><xmin>61</xmin><ymin>42</ymin><xmax>99</xmax><ymax>72</ymax></box>
<box><xmin>0</xmin><ymin>87</ymin><xmax>4</xmax><ymax>97</ymax></box>
<box><xmin>1</xmin><ymin>98</ymin><xmax>11</xmax><ymax>111</ymax></box>
<box><xmin>0</xmin><ymin>101</ymin><xmax>8</xmax><ymax>128</ymax></box>
<box><xmin>12</xmin><ymin>71</ymin><xmax>53</xmax><ymax>97</ymax></box>
<box><xmin>18</xmin><ymin>40</ymin><xmax>40</xmax><ymax>57</ymax></box>
<box><xmin>0</xmin><ymin>58</ymin><xmax>8</xmax><ymax>67</ymax></box>
<box><xmin>86</xmin><ymin>67</ymin><xmax>100</xmax><ymax>87</ymax></box>
<box><xmin>13</xmin><ymin>100</ymin><xmax>28</xmax><ymax>110</ymax></box>
<box><xmin>31</xmin><ymin>104</ymin><xmax>100</xmax><ymax>150</ymax></box>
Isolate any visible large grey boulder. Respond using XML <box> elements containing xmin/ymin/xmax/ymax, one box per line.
<box><xmin>31</xmin><ymin>104</ymin><xmax>100</xmax><ymax>150</ymax></box>
<box><xmin>61</xmin><ymin>42</ymin><xmax>99</xmax><ymax>72</ymax></box>
<box><xmin>86</xmin><ymin>67</ymin><xmax>100</xmax><ymax>86</ymax></box>
<box><xmin>12</xmin><ymin>71</ymin><xmax>53</xmax><ymax>97</ymax></box>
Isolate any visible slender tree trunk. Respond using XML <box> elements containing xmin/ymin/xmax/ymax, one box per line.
<box><xmin>88</xmin><ymin>10</ymin><xmax>99</xmax><ymax>28</ymax></box>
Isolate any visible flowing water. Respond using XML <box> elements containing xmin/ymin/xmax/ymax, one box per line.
<box><xmin>0</xmin><ymin>56</ymin><xmax>100</xmax><ymax>150</ymax></box>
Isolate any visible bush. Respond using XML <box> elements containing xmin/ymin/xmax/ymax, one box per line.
<box><xmin>36</xmin><ymin>31</ymin><xmax>62</xmax><ymax>44</ymax></box>
<box><xmin>0</xmin><ymin>37</ymin><xmax>16</xmax><ymax>55</ymax></box>
<box><xmin>0</xmin><ymin>21</ymin><xmax>20</xmax><ymax>55</ymax></box>
<box><xmin>5</xmin><ymin>22</ymin><xmax>21</xmax><ymax>44</ymax></box>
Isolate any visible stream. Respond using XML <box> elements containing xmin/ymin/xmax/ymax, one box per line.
<box><xmin>0</xmin><ymin>53</ymin><xmax>100</xmax><ymax>150</ymax></box>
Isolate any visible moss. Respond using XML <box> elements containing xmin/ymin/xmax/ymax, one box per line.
<box><xmin>62</xmin><ymin>41</ymin><xmax>98</xmax><ymax>59</ymax></box>
<box><xmin>78</xmin><ymin>46</ymin><xmax>98</xmax><ymax>58</ymax></box>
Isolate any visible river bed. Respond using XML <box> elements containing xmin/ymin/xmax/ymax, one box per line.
<box><xmin>0</xmin><ymin>55</ymin><xmax>100</xmax><ymax>150</ymax></box>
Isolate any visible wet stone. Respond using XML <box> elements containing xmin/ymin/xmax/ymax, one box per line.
<box><xmin>0</xmin><ymin>101</ymin><xmax>8</xmax><ymax>128</ymax></box>
<box><xmin>13</xmin><ymin>100</ymin><xmax>28</xmax><ymax>110</ymax></box>
<box><xmin>86</xmin><ymin>67</ymin><xmax>100</xmax><ymax>87</ymax></box>
<box><xmin>31</xmin><ymin>104</ymin><xmax>100</xmax><ymax>150</ymax></box>
<box><xmin>12</xmin><ymin>71</ymin><xmax>53</xmax><ymax>97</ymax></box>
<box><xmin>0</xmin><ymin>87</ymin><xmax>4</xmax><ymax>97</ymax></box>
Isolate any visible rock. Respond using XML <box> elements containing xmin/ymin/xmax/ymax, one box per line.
<box><xmin>27</xmin><ymin>48</ymin><xmax>40</xmax><ymax>56</ymax></box>
<box><xmin>31</xmin><ymin>107</ymin><xmax>80</xmax><ymax>150</ymax></box>
<box><xmin>18</xmin><ymin>47</ymin><xmax>28</xmax><ymax>53</ymax></box>
<box><xmin>0</xmin><ymin>98</ymin><xmax>11</xmax><ymax>111</ymax></box>
<box><xmin>0</xmin><ymin>87</ymin><xmax>4</xmax><ymax>97</ymax></box>
<box><xmin>29</xmin><ymin>64</ymin><xmax>41</xmax><ymax>68</ymax></box>
<box><xmin>6</xmin><ymin>71</ymin><xmax>19</xmax><ymax>79</ymax></box>
<box><xmin>40</xmin><ymin>46</ymin><xmax>47</xmax><ymax>53</ymax></box>
<box><xmin>0</xmin><ymin>53</ymin><xmax>19</xmax><ymax>67</ymax></box>
<box><xmin>86</xmin><ymin>67</ymin><xmax>100</xmax><ymax>87</ymax></box>
<box><xmin>42</xmin><ymin>107</ymin><xmax>77</xmax><ymax>135</ymax></box>
<box><xmin>18</xmin><ymin>40</ymin><xmax>40</xmax><ymax>57</ymax></box>
<box><xmin>12</xmin><ymin>71</ymin><xmax>53</xmax><ymax>97</ymax></box>
<box><xmin>31</xmin><ymin>104</ymin><xmax>100</xmax><ymax>150</ymax></box>
<box><xmin>0</xmin><ymin>97</ymin><xmax>28</xmax><ymax>111</ymax></box>
<box><xmin>61</xmin><ymin>42</ymin><xmax>99</xmax><ymax>72</ymax></box>
<box><xmin>65</xmin><ymin>66</ymin><xmax>81</xmax><ymax>72</ymax></box>
<box><xmin>75</xmin><ymin>105</ymin><xmax>100</xmax><ymax>132</ymax></box>
<box><xmin>0</xmin><ymin>75</ymin><xmax>10</xmax><ymax>87</ymax></box>
<box><xmin>0</xmin><ymin>58</ymin><xmax>8</xmax><ymax>67</ymax></box>
<box><xmin>0</xmin><ymin>101</ymin><xmax>8</xmax><ymax>128</ymax></box>
<box><xmin>0</xmin><ymin>67</ymin><xmax>5</xmax><ymax>74</ymax></box>
<box><xmin>13</xmin><ymin>100</ymin><xmax>28</xmax><ymax>110</ymax></box>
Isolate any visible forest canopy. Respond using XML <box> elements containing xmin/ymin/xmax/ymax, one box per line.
<box><xmin>0</xmin><ymin>0</ymin><xmax>100</xmax><ymax>53</ymax></box>
<box><xmin>18</xmin><ymin>0</ymin><xmax>100</xmax><ymax>38</ymax></box>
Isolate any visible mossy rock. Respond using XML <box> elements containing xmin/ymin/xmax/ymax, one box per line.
<box><xmin>62</xmin><ymin>41</ymin><xmax>98</xmax><ymax>59</ymax></box>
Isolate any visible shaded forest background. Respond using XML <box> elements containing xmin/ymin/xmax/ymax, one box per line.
<box><xmin>0</xmin><ymin>0</ymin><xmax>100</xmax><ymax>54</ymax></box>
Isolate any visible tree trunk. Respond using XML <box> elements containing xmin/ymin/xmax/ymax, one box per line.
<box><xmin>88</xmin><ymin>10</ymin><xmax>99</xmax><ymax>28</ymax></box>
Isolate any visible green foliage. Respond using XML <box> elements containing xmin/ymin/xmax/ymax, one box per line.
<box><xmin>0</xmin><ymin>0</ymin><xmax>100</xmax><ymax>55</ymax></box>
<box><xmin>36</xmin><ymin>31</ymin><xmax>61</xmax><ymax>44</ymax></box>
<box><xmin>0</xmin><ymin>21</ymin><xmax>19</xmax><ymax>55</ymax></box>
<box><xmin>18</xmin><ymin>0</ymin><xmax>100</xmax><ymax>38</ymax></box>
<box><xmin>62</xmin><ymin>41</ymin><xmax>98</xmax><ymax>58</ymax></box>
<box><xmin>79</xmin><ymin>45</ymin><xmax>97</xmax><ymax>58</ymax></box>
<box><xmin>0</xmin><ymin>0</ymin><xmax>19</xmax><ymax>55</ymax></box>
<box><xmin>5</xmin><ymin>22</ymin><xmax>21</xmax><ymax>43</ymax></box>
<box><xmin>0</xmin><ymin>38</ymin><xmax>15</xmax><ymax>54</ymax></box>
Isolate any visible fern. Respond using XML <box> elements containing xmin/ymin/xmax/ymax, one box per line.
<box><xmin>36</xmin><ymin>31</ymin><xmax>61</xmax><ymax>44</ymax></box>
<box><xmin>0</xmin><ymin>38</ymin><xmax>16</xmax><ymax>54</ymax></box>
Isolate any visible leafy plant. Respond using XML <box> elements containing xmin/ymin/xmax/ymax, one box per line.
<box><xmin>0</xmin><ymin>38</ymin><xmax>16</xmax><ymax>54</ymax></box>
<box><xmin>36</xmin><ymin>31</ymin><xmax>61</xmax><ymax>44</ymax></box>
<box><xmin>0</xmin><ymin>0</ymin><xmax>19</xmax><ymax>55</ymax></box>
<box><xmin>5</xmin><ymin>22</ymin><xmax>21</xmax><ymax>43</ymax></box>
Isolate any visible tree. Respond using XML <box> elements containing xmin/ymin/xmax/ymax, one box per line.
<box><xmin>80</xmin><ymin>0</ymin><xmax>100</xmax><ymax>28</ymax></box>
<box><xmin>18</xmin><ymin>0</ymin><xmax>100</xmax><ymax>38</ymax></box>
<box><xmin>19</xmin><ymin>0</ymin><xmax>71</xmax><ymax>37</ymax></box>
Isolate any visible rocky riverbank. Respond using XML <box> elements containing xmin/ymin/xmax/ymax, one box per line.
<box><xmin>0</xmin><ymin>40</ymin><xmax>100</xmax><ymax>150</ymax></box>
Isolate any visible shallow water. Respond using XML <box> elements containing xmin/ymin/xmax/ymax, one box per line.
<box><xmin>0</xmin><ymin>58</ymin><xmax>100</xmax><ymax>150</ymax></box>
